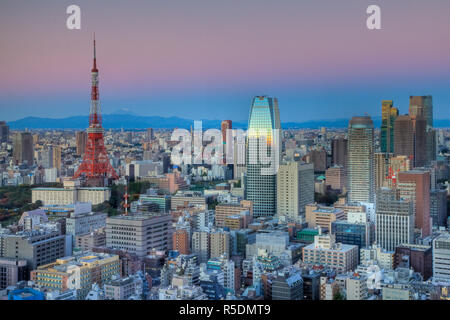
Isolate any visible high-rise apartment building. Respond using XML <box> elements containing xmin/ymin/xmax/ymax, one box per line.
<box><xmin>192</xmin><ymin>231</ymin><xmax>211</xmax><ymax>264</ymax></box>
<box><xmin>210</xmin><ymin>230</ymin><xmax>231</xmax><ymax>260</ymax></box>
<box><xmin>375</xmin><ymin>188</ymin><xmax>414</xmax><ymax>251</ymax></box>
<box><xmin>381</xmin><ymin>100</ymin><xmax>398</xmax><ymax>153</ymax></box>
<box><xmin>245</xmin><ymin>96</ymin><xmax>281</xmax><ymax>218</ymax></box>
<box><xmin>172</xmin><ymin>229</ymin><xmax>190</xmax><ymax>255</ymax></box>
<box><xmin>347</xmin><ymin>116</ymin><xmax>375</xmax><ymax>204</ymax></box>
<box><xmin>12</xmin><ymin>132</ymin><xmax>34</xmax><ymax>165</ymax></box>
<box><xmin>277</xmin><ymin>161</ymin><xmax>314</xmax><ymax>221</ymax></box>
<box><xmin>397</xmin><ymin>170</ymin><xmax>431</xmax><ymax>237</ymax></box>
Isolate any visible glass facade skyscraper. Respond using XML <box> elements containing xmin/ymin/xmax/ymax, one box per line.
<box><xmin>380</xmin><ymin>100</ymin><xmax>398</xmax><ymax>154</ymax></box>
<box><xmin>245</xmin><ymin>96</ymin><xmax>281</xmax><ymax>218</ymax></box>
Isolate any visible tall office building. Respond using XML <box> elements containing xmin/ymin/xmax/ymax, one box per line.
<box><xmin>347</xmin><ymin>116</ymin><xmax>375</xmax><ymax>204</ymax></box>
<box><xmin>409</xmin><ymin>95</ymin><xmax>433</xmax><ymax>128</ymax></box>
<box><xmin>0</xmin><ymin>121</ymin><xmax>9</xmax><ymax>143</ymax></box>
<box><xmin>12</xmin><ymin>132</ymin><xmax>34</xmax><ymax>165</ymax></box>
<box><xmin>397</xmin><ymin>170</ymin><xmax>431</xmax><ymax>237</ymax></box>
<box><xmin>409</xmin><ymin>96</ymin><xmax>435</xmax><ymax>165</ymax></box>
<box><xmin>245</xmin><ymin>96</ymin><xmax>281</xmax><ymax>218</ymax></box>
<box><xmin>331</xmin><ymin>138</ymin><xmax>348</xmax><ymax>169</ymax></box>
<box><xmin>411</xmin><ymin>115</ymin><xmax>427</xmax><ymax>167</ymax></box>
<box><xmin>76</xmin><ymin>131</ymin><xmax>87</xmax><ymax>156</ymax></box>
<box><xmin>394</xmin><ymin>115</ymin><xmax>414</xmax><ymax>162</ymax></box>
<box><xmin>380</xmin><ymin>100</ymin><xmax>398</xmax><ymax>153</ymax></box>
<box><xmin>375</xmin><ymin>188</ymin><xmax>414</xmax><ymax>251</ymax></box>
<box><xmin>277</xmin><ymin>162</ymin><xmax>314</xmax><ymax>221</ymax></box>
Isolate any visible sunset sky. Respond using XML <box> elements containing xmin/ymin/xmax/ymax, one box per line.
<box><xmin>1</xmin><ymin>0</ymin><xmax>450</xmax><ymax>122</ymax></box>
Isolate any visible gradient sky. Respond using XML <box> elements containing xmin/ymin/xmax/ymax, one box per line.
<box><xmin>1</xmin><ymin>0</ymin><xmax>450</xmax><ymax>123</ymax></box>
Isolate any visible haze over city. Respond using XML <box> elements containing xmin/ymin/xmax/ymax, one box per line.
<box><xmin>1</xmin><ymin>0</ymin><xmax>450</xmax><ymax>122</ymax></box>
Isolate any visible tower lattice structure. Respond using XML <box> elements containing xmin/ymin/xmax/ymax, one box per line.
<box><xmin>73</xmin><ymin>36</ymin><xmax>119</xmax><ymax>184</ymax></box>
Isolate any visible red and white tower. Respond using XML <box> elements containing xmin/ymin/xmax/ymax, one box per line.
<box><xmin>73</xmin><ymin>36</ymin><xmax>119</xmax><ymax>185</ymax></box>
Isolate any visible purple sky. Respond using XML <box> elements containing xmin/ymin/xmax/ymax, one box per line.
<box><xmin>1</xmin><ymin>0</ymin><xmax>450</xmax><ymax>122</ymax></box>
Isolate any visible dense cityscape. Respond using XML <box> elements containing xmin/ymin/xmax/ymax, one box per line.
<box><xmin>0</xmin><ymin>35</ymin><xmax>449</xmax><ymax>302</ymax></box>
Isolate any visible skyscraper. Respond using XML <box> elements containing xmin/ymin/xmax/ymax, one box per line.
<box><xmin>0</xmin><ymin>121</ymin><xmax>9</xmax><ymax>143</ymax></box>
<box><xmin>12</xmin><ymin>132</ymin><xmax>34</xmax><ymax>165</ymax></box>
<box><xmin>411</xmin><ymin>115</ymin><xmax>427</xmax><ymax>167</ymax></box>
<box><xmin>347</xmin><ymin>116</ymin><xmax>375</xmax><ymax>204</ymax></box>
<box><xmin>394</xmin><ymin>115</ymin><xmax>414</xmax><ymax>163</ymax></box>
<box><xmin>277</xmin><ymin>162</ymin><xmax>314</xmax><ymax>221</ymax></box>
<box><xmin>409</xmin><ymin>95</ymin><xmax>433</xmax><ymax>128</ymax></box>
<box><xmin>409</xmin><ymin>96</ymin><xmax>435</xmax><ymax>165</ymax></box>
<box><xmin>245</xmin><ymin>96</ymin><xmax>281</xmax><ymax>218</ymax></box>
<box><xmin>380</xmin><ymin>100</ymin><xmax>398</xmax><ymax>154</ymax></box>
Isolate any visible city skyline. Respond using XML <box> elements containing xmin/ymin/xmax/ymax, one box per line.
<box><xmin>1</xmin><ymin>0</ymin><xmax>450</xmax><ymax>123</ymax></box>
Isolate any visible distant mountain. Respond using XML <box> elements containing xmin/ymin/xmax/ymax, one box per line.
<box><xmin>7</xmin><ymin>114</ymin><xmax>450</xmax><ymax>130</ymax></box>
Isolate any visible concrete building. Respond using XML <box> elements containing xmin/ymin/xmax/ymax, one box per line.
<box><xmin>75</xmin><ymin>229</ymin><xmax>106</xmax><ymax>251</ymax></box>
<box><xmin>32</xmin><ymin>181</ymin><xmax>111</xmax><ymax>206</ymax></box>
<box><xmin>106</xmin><ymin>213</ymin><xmax>173</xmax><ymax>257</ymax></box>
<box><xmin>432</xmin><ymin>232</ymin><xmax>450</xmax><ymax>282</ymax></box>
<box><xmin>302</xmin><ymin>234</ymin><xmax>358</xmax><ymax>272</ymax></box>
<box><xmin>305</xmin><ymin>204</ymin><xmax>346</xmax><ymax>232</ymax></box>
<box><xmin>277</xmin><ymin>162</ymin><xmax>314</xmax><ymax>221</ymax></box>
<box><xmin>0</xmin><ymin>229</ymin><xmax>68</xmax><ymax>271</ymax></box>
<box><xmin>394</xmin><ymin>244</ymin><xmax>432</xmax><ymax>280</ymax></box>
<box><xmin>104</xmin><ymin>274</ymin><xmax>143</xmax><ymax>300</ymax></box>
<box><xmin>170</xmin><ymin>191</ymin><xmax>207</xmax><ymax>210</ymax></box>
<box><xmin>271</xmin><ymin>270</ymin><xmax>303</xmax><ymax>300</ymax></box>
<box><xmin>172</xmin><ymin>229</ymin><xmax>190</xmax><ymax>255</ymax></box>
<box><xmin>360</xmin><ymin>245</ymin><xmax>394</xmax><ymax>270</ymax></box>
<box><xmin>325</xmin><ymin>165</ymin><xmax>346</xmax><ymax>192</ymax></box>
<box><xmin>375</xmin><ymin>188</ymin><xmax>414</xmax><ymax>251</ymax></box>
<box><xmin>0</xmin><ymin>258</ymin><xmax>27</xmax><ymax>290</ymax></box>
<box><xmin>31</xmin><ymin>251</ymin><xmax>120</xmax><ymax>299</ymax></box>
<box><xmin>210</xmin><ymin>230</ymin><xmax>231</xmax><ymax>260</ymax></box>
<box><xmin>346</xmin><ymin>274</ymin><xmax>368</xmax><ymax>300</ymax></box>
<box><xmin>215</xmin><ymin>200</ymin><xmax>253</xmax><ymax>228</ymax></box>
<box><xmin>66</xmin><ymin>209</ymin><xmax>107</xmax><ymax>240</ymax></box>
<box><xmin>192</xmin><ymin>231</ymin><xmax>211</xmax><ymax>264</ymax></box>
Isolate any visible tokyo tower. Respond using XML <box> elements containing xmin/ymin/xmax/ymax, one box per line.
<box><xmin>73</xmin><ymin>36</ymin><xmax>119</xmax><ymax>185</ymax></box>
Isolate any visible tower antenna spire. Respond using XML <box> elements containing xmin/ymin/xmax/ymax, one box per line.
<box><xmin>93</xmin><ymin>33</ymin><xmax>97</xmax><ymax>71</ymax></box>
